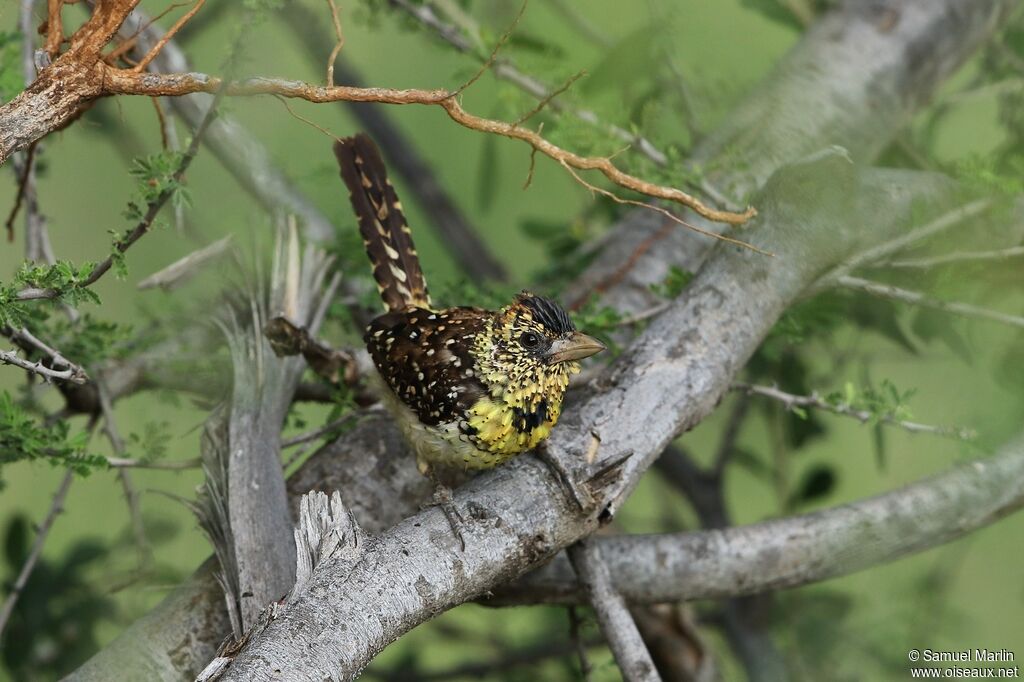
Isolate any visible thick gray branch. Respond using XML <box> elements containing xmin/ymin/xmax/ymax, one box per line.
<box><xmin>566</xmin><ymin>0</ymin><xmax>1019</xmax><ymax>314</ymax></box>
<box><xmin>695</xmin><ymin>0</ymin><xmax>1018</xmax><ymax>204</ymax></box>
<box><xmin>493</xmin><ymin>431</ymin><xmax>1024</xmax><ymax>605</ymax></box>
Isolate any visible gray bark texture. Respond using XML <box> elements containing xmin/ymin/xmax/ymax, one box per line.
<box><xmin>217</xmin><ymin>239</ymin><xmax>337</xmax><ymax>629</ymax></box>
<box><xmin>66</xmin><ymin>0</ymin><xmax>1021</xmax><ymax>679</ymax></box>
<box><xmin>0</xmin><ymin>0</ymin><xmax>140</xmax><ymax>165</ymax></box>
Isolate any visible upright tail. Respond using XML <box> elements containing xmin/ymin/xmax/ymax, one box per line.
<box><xmin>334</xmin><ymin>134</ymin><xmax>431</xmax><ymax>312</ymax></box>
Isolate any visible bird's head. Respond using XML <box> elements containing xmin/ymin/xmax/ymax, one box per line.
<box><xmin>471</xmin><ymin>291</ymin><xmax>606</xmax><ymax>409</ymax></box>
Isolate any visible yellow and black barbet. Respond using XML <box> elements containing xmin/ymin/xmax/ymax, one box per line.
<box><xmin>333</xmin><ymin>133</ymin><xmax>606</xmax><ymax>492</ymax></box>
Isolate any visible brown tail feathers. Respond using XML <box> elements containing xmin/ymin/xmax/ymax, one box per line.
<box><xmin>334</xmin><ymin>134</ymin><xmax>431</xmax><ymax>312</ymax></box>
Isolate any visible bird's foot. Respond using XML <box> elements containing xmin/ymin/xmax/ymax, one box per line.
<box><xmin>427</xmin><ymin>483</ymin><xmax>466</xmax><ymax>552</ymax></box>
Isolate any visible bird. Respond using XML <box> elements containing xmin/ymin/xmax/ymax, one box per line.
<box><xmin>333</xmin><ymin>133</ymin><xmax>606</xmax><ymax>488</ymax></box>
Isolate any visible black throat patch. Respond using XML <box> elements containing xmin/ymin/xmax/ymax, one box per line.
<box><xmin>512</xmin><ymin>400</ymin><xmax>549</xmax><ymax>434</ymax></box>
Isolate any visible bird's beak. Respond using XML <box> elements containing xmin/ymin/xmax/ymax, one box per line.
<box><xmin>545</xmin><ymin>332</ymin><xmax>607</xmax><ymax>364</ymax></box>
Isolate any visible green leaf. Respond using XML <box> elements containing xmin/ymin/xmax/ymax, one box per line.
<box><xmin>649</xmin><ymin>266</ymin><xmax>694</xmax><ymax>299</ymax></box>
<box><xmin>0</xmin><ymin>392</ymin><xmax>107</xmax><ymax>484</ymax></box>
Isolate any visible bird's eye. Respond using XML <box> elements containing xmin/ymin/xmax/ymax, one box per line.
<box><xmin>519</xmin><ymin>331</ymin><xmax>541</xmax><ymax>349</ymax></box>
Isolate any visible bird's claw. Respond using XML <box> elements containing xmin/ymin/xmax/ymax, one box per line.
<box><xmin>536</xmin><ymin>444</ymin><xmax>593</xmax><ymax>512</ymax></box>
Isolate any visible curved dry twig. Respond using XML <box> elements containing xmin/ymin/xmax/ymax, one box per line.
<box><xmin>98</xmin><ymin>68</ymin><xmax>755</xmax><ymax>226</ymax></box>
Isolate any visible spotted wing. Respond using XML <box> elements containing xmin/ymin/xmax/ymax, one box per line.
<box><xmin>365</xmin><ymin>307</ymin><xmax>488</xmax><ymax>426</ymax></box>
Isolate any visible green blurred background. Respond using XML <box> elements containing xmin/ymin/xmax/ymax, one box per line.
<box><xmin>1</xmin><ymin>0</ymin><xmax>1023</xmax><ymax>679</ymax></box>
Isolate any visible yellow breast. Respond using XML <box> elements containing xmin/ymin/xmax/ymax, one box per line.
<box><xmin>465</xmin><ymin>395</ymin><xmax>561</xmax><ymax>457</ymax></box>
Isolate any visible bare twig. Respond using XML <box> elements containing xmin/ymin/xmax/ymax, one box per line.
<box><xmin>813</xmin><ymin>199</ymin><xmax>993</xmax><ymax>290</ymax></box>
<box><xmin>324</xmin><ymin>0</ymin><xmax>345</xmax><ymax>85</ymax></box>
<box><xmin>545</xmin><ymin>0</ymin><xmax>611</xmax><ymax>47</ymax></box>
<box><xmin>513</xmin><ymin>70</ymin><xmax>586</xmax><ymax>127</ymax></box>
<box><xmin>391</xmin><ymin>0</ymin><xmax>671</xmax><ymax>169</ymax></box>
<box><xmin>732</xmin><ymin>381</ymin><xmax>976</xmax><ymax>441</ymax></box>
<box><xmin>12</xmin><ymin>0</ymin><xmax>56</xmax><ymax>264</ymax></box>
<box><xmin>132</xmin><ymin>0</ymin><xmax>206</xmax><ymax>72</ymax></box>
<box><xmin>45</xmin><ymin>0</ymin><xmax>65</xmax><ymax>57</ymax></box>
<box><xmin>97</xmin><ymin>378</ymin><xmax>151</xmax><ymax>565</ymax></box>
<box><xmin>567</xmin><ymin>606</ymin><xmax>593</xmax><ymax>682</ymax></box>
<box><xmin>0</xmin><ymin>348</ymin><xmax>87</xmax><ymax>383</ymax></box>
<box><xmin>136</xmin><ymin>235</ymin><xmax>233</xmax><ymax>290</ymax></box>
<box><xmin>0</xmin><ymin>469</ymin><xmax>74</xmax><ymax>639</ymax></box>
<box><xmin>838</xmin><ymin>275</ymin><xmax>1024</xmax><ymax>330</ymax></box>
<box><xmin>886</xmin><ymin>245</ymin><xmax>1024</xmax><ymax>268</ymax></box>
<box><xmin>449</xmin><ymin>0</ymin><xmax>528</xmax><ymax>98</ymax></box>
<box><xmin>106</xmin><ymin>456</ymin><xmax>202</xmax><ymax>469</ymax></box>
<box><xmin>568</xmin><ymin>538</ymin><xmax>661</xmax><ymax>682</ymax></box>
<box><xmin>713</xmin><ymin>394</ymin><xmax>751</xmax><ymax>476</ymax></box>
<box><xmin>100</xmin><ymin>69</ymin><xmax>755</xmax><ymax>226</ymax></box>
<box><xmin>150</xmin><ymin>96</ymin><xmax>186</xmax><ymax>232</ymax></box>
<box><xmin>6</xmin><ymin>326</ymin><xmax>87</xmax><ymax>378</ymax></box>
<box><xmin>367</xmin><ymin>629</ymin><xmax>602</xmax><ymax>681</ymax></box>
<box><xmin>282</xmin><ymin>411</ymin><xmax>364</xmax><ymax>449</ymax></box>
<box><xmin>5</xmin><ymin>142</ymin><xmax>37</xmax><ymax>240</ymax></box>
<box><xmin>614</xmin><ymin>301</ymin><xmax>670</xmax><ymax>327</ymax></box>
<box><xmin>557</xmin><ymin>160</ymin><xmax>766</xmax><ymax>253</ymax></box>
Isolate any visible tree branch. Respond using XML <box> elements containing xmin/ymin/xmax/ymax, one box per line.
<box><xmin>494</xmin><ymin>429</ymin><xmax>1024</xmax><ymax>605</ymax></box>
<box><xmin>838</xmin><ymin>274</ymin><xmax>1024</xmax><ymax>330</ymax></box>
<box><xmin>886</xmin><ymin>245</ymin><xmax>1024</xmax><ymax>268</ymax></box>
<box><xmin>0</xmin><ymin>347</ymin><xmax>87</xmax><ymax>383</ymax></box>
<box><xmin>568</xmin><ymin>539</ymin><xmax>660</xmax><ymax>682</ymax></box>
<box><xmin>97</xmin><ymin>377</ymin><xmax>151</xmax><ymax>565</ymax></box>
<box><xmin>0</xmin><ymin>0</ymin><xmax>142</xmax><ymax>165</ymax></box>
<box><xmin>0</xmin><ymin>2</ymin><xmax>752</xmax><ymax>227</ymax></box>
<box><xmin>732</xmin><ymin>381</ymin><xmax>977</xmax><ymax>441</ymax></box>
<box><xmin>12</xmin><ymin>1</ymin><xmax>56</xmax><ymax>264</ymax></box>
<box><xmin>97</xmin><ymin>69</ymin><xmax>754</xmax><ymax>226</ymax></box>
